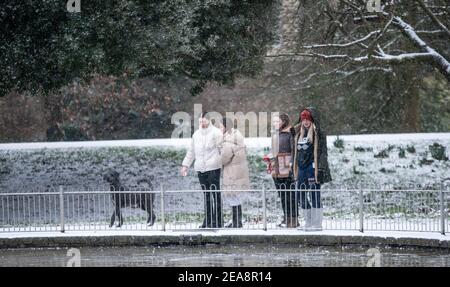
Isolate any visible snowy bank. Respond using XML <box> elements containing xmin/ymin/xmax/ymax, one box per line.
<box><xmin>0</xmin><ymin>132</ymin><xmax>449</xmax><ymax>192</ymax></box>
<box><xmin>0</xmin><ymin>133</ymin><xmax>449</xmax><ymax>233</ymax></box>
<box><xmin>1</xmin><ymin>133</ymin><xmax>450</xmax><ymax>150</ymax></box>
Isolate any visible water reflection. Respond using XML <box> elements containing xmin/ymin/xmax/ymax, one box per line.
<box><xmin>0</xmin><ymin>244</ymin><xmax>449</xmax><ymax>267</ymax></box>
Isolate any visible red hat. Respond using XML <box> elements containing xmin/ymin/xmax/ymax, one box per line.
<box><xmin>300</xmin><ymin>109</ymin><xmax>312</xmax><ymax>122</ymax></box>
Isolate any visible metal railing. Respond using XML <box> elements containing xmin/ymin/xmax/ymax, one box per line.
<box><xmin>0</xmin><ymin>185</ymin><xmax>448</xmax><ymax>234</ymax></box>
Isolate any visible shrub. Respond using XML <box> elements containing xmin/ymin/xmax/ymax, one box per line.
<box><xmin>379</xmin><ymin>167</ymin><xmax>395</xmax><ymax>173</ymax></box>
<box><xmin>60</xmin><ymin>123</ymin><xmax>88</xmax><ymax>141</ymax></box>
<box><xmin>398</xmin><ymin>147</ymin><xmax>406</xmax><ymax>158</ymax></box>
<box><xmin>353</xmin><ymin>166</ymin><xmax>363</xmax><ymax>174</ymax></box>
<box><xmin>419</xmin><ymin>157</ymin><xmax>434</xmax><ymax>166</ymax></box>
<box><xmin>354</xmin><ymin>146</ymin><xmax>373</xmax><ymax>152</ymax></box>
<box><xmin>387</xmin><ymin>145</ymin><xmax>396</xmax><ymax>152</ymax></box>
<box><xmin>354</xmin><ymin>146</ymin><xmax>366</xmax><ymax>152</ymax></box>
<box><xmin>374</xmin><ymin>149</ymin><xmax>389</xmax><ymax>158</ymax></box>
<box><xmin>334</xmin><ymin>136</ymin><xmax>344</xmax><ymax>149</ymax></box>
<box><xmin>406</xmin><ymin>145</ymin><xmax>416</xmax><ymax>153</ymax></box>
<box><xmin>429</xmin><ymin>143</ymin><xmax>448</xmax><ymax>161</ymax></box>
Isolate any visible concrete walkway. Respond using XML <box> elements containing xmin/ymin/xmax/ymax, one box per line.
<box><xmin>0</xmin><ymin>229</ymin><xmax>448</xmax><ymax>249</ymax></box>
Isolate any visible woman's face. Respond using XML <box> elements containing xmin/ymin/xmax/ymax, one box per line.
<box><xmin>272</xmin><ymin>116</ymin><xmax>282</xmax><ymax>130</ymax></box>
<box><xmin>302</xmin><ymin>119</ymin><xmax>312</xmax><ymax>128</ymax></box>
<box><xmin>199</xmin><ymin>117</ymin><xmax>210</xmax><ymax>129</ymax></box>
<box><xmin>218</xmin><ymin>123</ymin><xmax>225</xmax><ymax>134</ymax></box>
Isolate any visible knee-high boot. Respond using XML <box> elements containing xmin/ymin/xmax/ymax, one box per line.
<box><xmin>236</xmin><ymin>205</ymin><xmax>243</xmax><ymax>228</ymax></box>
<box><xmin>226</xmin><ymin>205</ymin><xmax>243</xmax><ymax>228</ymax></box>
<box><xmin>310</xmin><ymin>207</ymin><xmax>323</xmax><ymax>231</ymax></box>
<box><xmin>301</xmin><ymin>208</ymin><xmax>312</xmax><ymax>231</ymax></box>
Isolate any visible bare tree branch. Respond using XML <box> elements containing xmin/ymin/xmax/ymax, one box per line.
<box><xmin>301</xmin><ymin>30</ymin><xmax>381</xmax><ymax>49</ymax></box>
<box><xmin>416</xmin><ymin>30</ymin><xmax>449</xmax><ymax>35</ymax></box>
<box><xmin>282</xmin><ymin>1</ymin><xmax>450</xmax><ymax>85</ymax></box>
<box><xmin>267</xmin><ymin>51</ymin><xmax>436</xmax><ymax>64</ymax></box>
<box><xmin>266</xmin><ymin>53</ymin><xmax>353</xmax><ymax>60</ymax></box>
<box><xmin>415</xmin><ymin>0</ymin><xmax>450</xmax><ymax>38</ymax></box>
<box><xmin>392</xmin><ymin>16</ymin><xmax>450</xmax><ymax>81</ymax></box>
<box><xmin>324</xmin><ymin>7</ymin><xmax>370</xmax><ymax>49</ymax></box>
<box><xmin>370</xmin><ymin>52</ymin><xmax>435</xmax><ymax>62</ymax></box>
<box><xmin>367</xmin><ymin>15</ymin><xmax>394</xmax><ymax>57</ymax></box>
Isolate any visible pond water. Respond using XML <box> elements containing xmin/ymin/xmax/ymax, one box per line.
<box><xmin>1</xmin><ymin>244</ymin><xmax>449</xmax><ymax>267</ymax></box>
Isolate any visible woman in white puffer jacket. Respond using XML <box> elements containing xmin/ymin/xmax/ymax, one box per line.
<box><xmin>181</xmin><ymin>112</ymin><xmax>224</xmax><ymax>228</ymax></box>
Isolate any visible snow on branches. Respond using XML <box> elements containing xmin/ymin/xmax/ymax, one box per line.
<box><xmin>268</xmin><ymin>0</ymin><xmax>450</xmax><ymax>82</ymax></box>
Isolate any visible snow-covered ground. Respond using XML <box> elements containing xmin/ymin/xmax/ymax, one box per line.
<box><xmin>1</xmin><ymin>132</ymin><xmax>449</xmax><ymax>150</ymax></box>
<box><xmin>1</xmin><ymin>133</ymin><xmax>449</xmax><ymax>191</ymax></box>
<box><xmin>0</xmin><ymin>133</ymin><xmax>449</xmax><ymax>235</ymax></box>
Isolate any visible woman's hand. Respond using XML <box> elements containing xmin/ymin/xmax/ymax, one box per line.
<box><xmin>180</xmin><ymin>166</ymin><xmax>188</xmax><ymax>177</ymax></box>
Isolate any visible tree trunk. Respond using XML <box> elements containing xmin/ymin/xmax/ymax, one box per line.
<box><xmin>403</xmin><ymin>70</ymin><xmax>422</xmax><ymax>132</ymax></box>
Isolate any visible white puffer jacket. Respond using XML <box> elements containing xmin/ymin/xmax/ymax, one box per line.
<box><xmin>182</xmin><ymin>125</ymin><xmax>223</xmax><ymax>173</ymax></box>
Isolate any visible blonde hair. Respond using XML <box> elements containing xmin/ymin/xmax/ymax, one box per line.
<box><xmin>297</xmin><ymin>122</ymin><xmax>319</xmax><ymax>183</ymax></box>
<box><xmin>300</xmin><ymin>123</ymin><xmax>316</xmax><ymax>143</ymax></box>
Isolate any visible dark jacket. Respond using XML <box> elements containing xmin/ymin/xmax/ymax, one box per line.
<box><xmin>293</xmin><ymin>107</ymin><xmax>332</xmax><ymax>184</ymax></box>
<box><xmin>271</xmin><ymin>125</ymin><xmax>295</xmax><ymax>179</ymax></box>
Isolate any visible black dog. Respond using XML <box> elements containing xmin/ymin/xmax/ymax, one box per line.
<box><xmin>103</xmin><ymin>170</ymin><xmax>156</xmax><ymax>228</ymax></box>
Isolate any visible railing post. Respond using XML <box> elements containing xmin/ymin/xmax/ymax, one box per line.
<box><xmin>262</xmin><ymin>183</ymin><xmax>267</xmax><ymax>231</ymax></box>
<box><xmin>359</xmin><ymin>188</ymin><xmax>364</xmax><ymax>233</ymax></box>
<box><xmin>59</xmin><ymin>186</ymin><xmax>65</xmax><ymax>233</ymax></box>
<box><xmin>440</xmin><ymin>189</ymin><xmax>445</xmax><ymax>235</ymax></box>
<box><xmin>160</xmin><ymin>184</ymin><xmax>165</xmax><ymax>232</ymax></box>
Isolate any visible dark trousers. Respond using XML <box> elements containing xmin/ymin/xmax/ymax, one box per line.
<box><xmin>273</xmin><ymin>177</ymin><xmax>299</xmax><ymax>218</ymax></box>
<box><xmin>297</xmin><ymin>163</ymin><xmax>321</xmax><ymax>209</ymax></box>
<box><xmin>198</xmin><ymin>168</ymin><xmax>222</xmax><ymax>228</ymax></box>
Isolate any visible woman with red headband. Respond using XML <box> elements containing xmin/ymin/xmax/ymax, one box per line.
<box><xmin>293</xmin><ymin>107</ymin><xmax>332</xmax><ymax>231</ymax></box>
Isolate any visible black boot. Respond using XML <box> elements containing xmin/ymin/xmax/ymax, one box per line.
<box><xmin>236</xmin><ymin>205</ymin><xmax>243</xmax><ymax>228</ymax></box>
<box><xmin>200</xmin><ymin>192</ymin><xmax>213</xmax><ymax>228</ymax></box>
<box><xmin>215</xmin><ymin>192</ymin><xmax>223</xmax><ymax>228</ymax></box>
<box><xmin>226</xmin><ymin>205</ymin><xmax>243</xmax><ymax>228</ymax></box>
<box><xmin>279</xmin><ymin>191</ymin><xmax>287</xmax><ymax>227</ymax></box>
<box><xmin>225</xmin><ymin>206</ymin><xmax>237</xmax><ymax>228</ymax></box>
<box><xmin>199</xmin><ymin>218</ymin><xmax>207</xmax><ymax>228</ymax></box>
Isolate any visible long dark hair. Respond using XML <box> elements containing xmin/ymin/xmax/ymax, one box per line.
<box><xmin>279</xmin><ymin>113</ymin><xmax>290</xmax><ymax>131</ymax></box>
<box><xmin>223</xmin><ymin>117</ymin><xmax>234</xmax><ymax>132</ymax></box>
